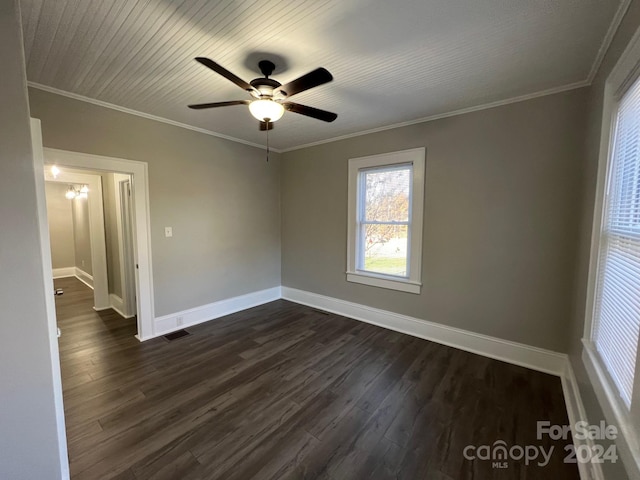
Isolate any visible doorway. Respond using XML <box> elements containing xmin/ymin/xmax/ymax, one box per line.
<box><xmin>44</xmin><ymin>169</ymin><xmax>108</xmax><ymax>310</ymax></box>
<box><xmin>44</xmin><ymin>169</ymin><xmax>138</xmax><ymax>325</ymax></box>
<box><xmin>41</xmin><ymin>147</ymin><xmax>155</xmax><ymax>340</ymax></box>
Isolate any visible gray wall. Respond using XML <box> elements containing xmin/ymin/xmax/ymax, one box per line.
<box><xmin>0</xmin><ymin>1</ymin><xmax>65</xmax><ymax>478</ymax></box>
<box><xmin>281</xmin><ymin>88</ymin><xmax>587</xmax><ymax>353</ymax></box>
<box><xmin>568</xmin><ymin>2</ymin><xmax>640</xmax><ymax>479</ymax></box>
<box><xmin>45</xmin><ymin>182</ymin><xmax>75</xmax><ymax>269</ymax></box>
<box><xmin>71</xmin><ymin>192</ymin><xmax>92</xmax><ymax>275</ymax></box>
<box><xmin>28</xmin><ymin>88</ymin><xmax>282</xmax><ymax>316</ymax></box>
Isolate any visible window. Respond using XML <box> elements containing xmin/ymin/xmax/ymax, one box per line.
<box><xmin>583</xmin><ymin>31</ymin><xmax>640</xmax><ymax>476</ymax></box>
<box><xmin>593</xmin><ymin>75</ymin><xmax>640</xmax><ymax>408</ymax></box>
<box><xmin>347</xmin><ymin>148</ymin><xmax>425</xmax><ymax>293</ymax></box>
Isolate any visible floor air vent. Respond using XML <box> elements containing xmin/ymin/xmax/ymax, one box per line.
<box><xmin>164</xmin><ymin>329</ymin><xmax>190</xmax><ymax>341</ymax></box>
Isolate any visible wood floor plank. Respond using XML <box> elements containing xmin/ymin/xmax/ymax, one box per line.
<box><xmin>54</xmin><ymin>277</ymin><xmax>579</xmax><ymax>479</ymax></box>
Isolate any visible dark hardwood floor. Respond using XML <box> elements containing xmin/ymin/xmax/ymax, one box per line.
<box><xmin>54</xmin><ymin>276</ymin><xmax>578</xmax><ymax>479</ymax></box>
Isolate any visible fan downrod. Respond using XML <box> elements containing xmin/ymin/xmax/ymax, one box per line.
<box><xmin>258</xmin><ymin>60</ymin><xmax>276</xmax><ymax>78</ymax></box>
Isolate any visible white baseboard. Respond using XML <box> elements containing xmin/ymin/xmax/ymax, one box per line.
<box><xmin>110</xmin><ymin>293</ymin><xmax>124</xmax><ymax>312</ymax></box>
<box><xmin>281</xmin><ymin>286</ymin><xmax>567</xmax><ymax>376</ymax></box>
<box><xmin>109</xmin><ymin>293</ymin><xmax>134</xmax><ymax>319</ymax></box>
<box><xmin>52</xmin><ymin>267</ymin><xmax>75</xmax><ymax>278</ymax></box>
<box><xmin>149</xmin><ymin>286</ymin><xmax>282</xmax><ymax>339</ymax></box>
<box><xmin>53</xmin><ymin>266</ymin><xmax>95</xmax><ymax>292</ymax></box>
<box><xmin>562</xmin><ymin>360</ymin><xmax>605</xmax><ymax>480</ymax></box>
<box><xmin>75</xmin><ymin>267</ymin><xmax>93</xmax><ymax>290</ymax></box>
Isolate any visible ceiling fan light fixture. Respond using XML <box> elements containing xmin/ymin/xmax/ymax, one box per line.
<box><xmin>189</xmin><ymin>58</ymin><xmax>337</xmax><ymax>129</ymax></box>
<box><xmin>249</xmin><ymin>99</ymin><xmax>284</xmax><ymax>122</ymax></box>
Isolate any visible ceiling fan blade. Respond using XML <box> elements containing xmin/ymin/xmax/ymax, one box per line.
<box><xmin>283</xmin><ymin>102</ymin><xmax>338</xmax><ymax>122</ymax></box>
<box><xmin>195</xmin><ymin>57</ymin><xmax>256</xmax><ymax>93</ymax></box>
<box><xmin>274</xmin><ymin>68</ymin><xmax>333</xmax><ymax>98</ymax></box>
<box><xmin>188</xmin><ymin>100</ymin><xmax>250</xmax><ymax>110</ymax></box>
<box><xmin>259</xmin><ymin>121</ymin><xmax>274</xmax><ymax>131</ymax></box>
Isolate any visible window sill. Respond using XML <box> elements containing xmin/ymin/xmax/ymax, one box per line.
<box><xmin>582</xmin><ymin>339</ymin><xmax>640</xmax><ymax>477</ymax></box>
<box><xmin>346</xmin><ymin>271</ymin><xmax>421</xmax><ymax>294</ymax></box>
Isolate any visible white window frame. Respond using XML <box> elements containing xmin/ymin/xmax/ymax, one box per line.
<box><xmin>582</xmin><ymin>26</ymin><xmax>640</xmax><ymax>478</ymax></box>
<box><xmin>347</xmin><ymin>148</ymin><xmax>425</xmax><ymax>294</ymax></box>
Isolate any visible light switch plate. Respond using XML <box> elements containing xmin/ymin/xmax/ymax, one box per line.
<box><xmin>165</xmin><ymin>227</ymin><xmax>173</xmax><ymax>237</ymax></box>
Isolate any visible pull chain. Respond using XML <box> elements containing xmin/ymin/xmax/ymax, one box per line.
<box><xmin>266</xmin><ymin>121</ymin><xmax>270</xmax><ymax>162</ymax></box>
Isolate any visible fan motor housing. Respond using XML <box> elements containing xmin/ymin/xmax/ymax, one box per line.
<box><xmin>250</xmin><ymin>77</ymin><xmax>281</xmax><ymax>97</ymax></box>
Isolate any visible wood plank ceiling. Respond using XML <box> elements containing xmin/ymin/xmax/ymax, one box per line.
<box><xmin>21</xmin><ymin>0</ymin><xmax>622</xmax><ymax>150</ymax></box>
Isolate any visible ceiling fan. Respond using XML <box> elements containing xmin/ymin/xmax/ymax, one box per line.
<box><xmin>188</xmin><ymin>58</ymin><xmax>338</xmax><ymax>130</ymax></box>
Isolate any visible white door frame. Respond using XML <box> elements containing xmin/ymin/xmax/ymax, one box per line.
<box><xmin>31</xmin><ymin>119</ymin><xmax>70</xmax><ymax>479</ymax></box>
<box><xmin>45</xmin><ymin>171</ymin><xmax>110</xmax><ymax>310</ymax></box>
<box><xmin>43</xmin><ymin>147</ymin><xmax>155</xmax><ymax>340</ymax></box>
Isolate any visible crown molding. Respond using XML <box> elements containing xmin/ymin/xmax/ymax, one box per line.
<box><xmin>587</xmin><ymin>0</ymin><xmax>633</xmax><ymax>83</ymax></box>
<box><xmin>25</xmin><ymin>79</ymin><xmax>592</xmax><ymax>155</ymax></box>
<box><xmin>280</xmin><ymin>80</ymin><xmax>589</xmax><ymax>153</ymax></box>
<box><xmin>27</xmin><ymin>82</ymin><xmax>282</xmax><ymax>153</ymax></box>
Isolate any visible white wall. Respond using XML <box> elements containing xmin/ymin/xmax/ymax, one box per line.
<box><xmin>0</xmin><ymin>1</ymin><xmax>66</xmax><ymax>478</ymax></box>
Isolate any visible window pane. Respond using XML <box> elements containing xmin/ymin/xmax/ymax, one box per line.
<box><xmin>595</xmin><ymin>235</ymin><xmax>640</xmax><ymax>407</ymax></box>
<box><xmin>364</xmin><ymin>166</ymin><xmax>411</xmax><ymax>222</ymax></box>
<box><xmin>593</xmin><ymin>75</ymin><xmax>640</xmax><ymax>408</ymax></box>
<box><xmin>363</xmin><ymin>224</ymin><xmax>408</xmax><ymax>277</ymax></box>
<box><xmin>610</xmin><ymin>95</ymin><xmax>640</xmax><ymax>235</ymax></box>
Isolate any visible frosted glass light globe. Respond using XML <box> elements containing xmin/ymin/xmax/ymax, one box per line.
<box><xmin>249</xmin><ymin>99</ymin><xmax>284</xmax><ymax>122</ymax></box>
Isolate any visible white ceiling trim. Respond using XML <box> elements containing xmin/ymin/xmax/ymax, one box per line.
<box><xmin>587</xmin><ymin>0</ymin><xmax>633</xmax><ymax>83</ymax></box>
<box><xmin>280</xmin><ymin>80</ymin><xmax>590</xmax><ymax>153</ymax></box>
<box><xmin>27</xmin><ymin>81</ymin><xmax>280</xmax><ymax>153</ymax></box>
<box><xmin>29</xmin><ymin>78</ymin><xmax>590</xmax><ymax>156</ymax></box>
